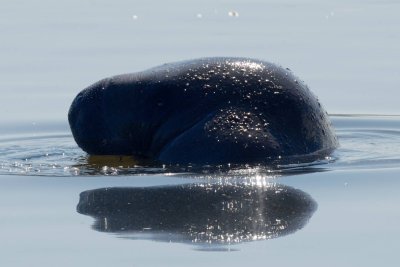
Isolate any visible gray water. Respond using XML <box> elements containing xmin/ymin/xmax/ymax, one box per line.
<box><xmin>1</xmin><ymin>116</ymin><xmax>400</xmax><ymax>176</ymax></box>
<box><xmin>1</xmin><ymin>117</ymin><xmax>399</xmax><ymax>266</ymax></box>
<box><xmin>1</xmin><ymin>0</ymin><xmax>400</xmax><ymax>266</ymax></box>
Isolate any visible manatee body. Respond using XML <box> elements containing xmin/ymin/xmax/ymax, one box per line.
<box><xmin>68</xmin><ymin>57</ymin><xmax>338</xmax><ymax>165</ymax></box>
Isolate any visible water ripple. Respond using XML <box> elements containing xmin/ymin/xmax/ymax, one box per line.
<box><xmin>0</xmin><ymin>115</ymin><xmax>399</xmax><ymax>177</ymax></box>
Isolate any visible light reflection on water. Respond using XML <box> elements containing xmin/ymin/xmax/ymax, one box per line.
<box><xmin>1</xmin><ymin>115</ymin><xmax>399</xmax><ymax>248</ymax></box>
<box><xmin>77</xmin><ymin>182</ymin><xmax>317</xmax><ymax>247</ymax></box>
<box><xmin>0</xmin><ymin>115</ymin><xmax>399</xmax><ymax>255</ymax></box>
<box><xmin>0</xmin><ymin>115</ymin><xmax>399</xmax><ymax>176</ymax></box>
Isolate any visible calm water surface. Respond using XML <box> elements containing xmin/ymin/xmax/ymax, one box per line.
<box><xmin>0</xmin><ymin>116</ymin><xmax>399</xmax><ymax>267</ymax></box>
<box><xmin>1</xmin><ymin>0</ymin><xmax>399</xmax><ymax>266</ymax></box>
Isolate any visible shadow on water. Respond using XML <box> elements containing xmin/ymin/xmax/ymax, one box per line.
<box><xmin>77</xmin><ymin>182</ymin><xmax>317</xmax><ymax>250</ymax></box>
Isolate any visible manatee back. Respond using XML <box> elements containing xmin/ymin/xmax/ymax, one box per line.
<box><xmin>68</xmin><ymin>57</ymin><xmax>338</xmax><ymax>164</ymax></box>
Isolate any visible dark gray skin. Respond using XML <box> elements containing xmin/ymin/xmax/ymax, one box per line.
<box><xmin>68</xmin><ymin>57</ymin><xmax>338</xmax><ymax>165</ymax></box>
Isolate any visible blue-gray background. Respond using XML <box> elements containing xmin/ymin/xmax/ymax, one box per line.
<box><xmin>1</xmin><ymin>0</ymin><xmax>399</xmax><ymax>124</ymax></box>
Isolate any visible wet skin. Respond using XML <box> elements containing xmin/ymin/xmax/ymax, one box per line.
<box><xmin>68</xmin><ymin>57</ymin><xmax>338</xmax><ymax>165</ymax></box>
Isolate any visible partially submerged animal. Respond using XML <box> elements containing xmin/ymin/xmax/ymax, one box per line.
<box><xmin>68</xmin><ymin>57</ymin><xmax>337</xmax><ymax>165</ymax></box>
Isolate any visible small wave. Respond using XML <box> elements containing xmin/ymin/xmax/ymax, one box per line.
<box><xmin>329</xmin><ymin>116</ymin><xmax>400</xmax><ymax>170</ymax></box>
<box><xmin>0</xmin><ymin>115</ymin><xmax>399</xmax><ymax>177</ymax></box>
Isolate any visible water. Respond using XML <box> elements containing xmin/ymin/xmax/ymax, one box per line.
<box><xmin>1</xmin><ymin>0</ymin><xmax>400</xmax><ymax>266</ymax></box>
<box><xmin>1</xmin><ymin>116</ymin><xmax>399</xmax><ymax>176</ymax></box>
<box><xmin>1</xmin><ymin>116</ymin><xmax>399</xmax><ymax>266</ymax></box>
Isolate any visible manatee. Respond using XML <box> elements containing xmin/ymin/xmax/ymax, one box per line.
<box><xmin>68</xmin><ymin>57</ymin><xmax>338</xmax><ymax>165</ymax></box>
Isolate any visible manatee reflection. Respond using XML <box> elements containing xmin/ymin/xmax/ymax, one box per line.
<box><xmin>77</xmin><ymin>183</ymin><xmax>317</xmax><ymax>244</ymax></box>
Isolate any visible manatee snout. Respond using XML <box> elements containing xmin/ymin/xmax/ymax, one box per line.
<box><xmin>68</xmin><ymin>79</ymin><xmax>109</xmax><ymax>154</ymax></box>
